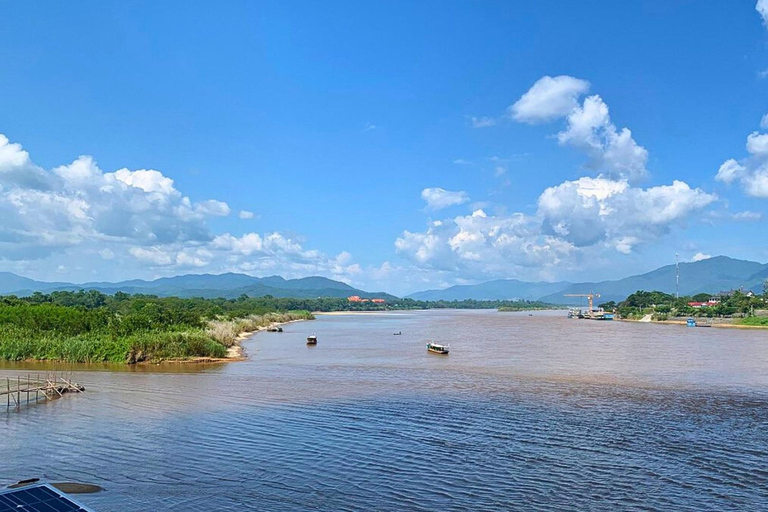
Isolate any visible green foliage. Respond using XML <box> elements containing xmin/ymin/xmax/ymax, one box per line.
<box><xmin>497</xmin><ymin>301</ymin><xmax>557</xmax><ymax>312</ymax></box>
<box><xmin>617</xmin><ymin>288</ymin><xmax>768</xmax><ymax>320</ymax></box>
<box><xmin>0</xmin><ymin>290</ymin><xmax>314</xmax><ymax>364</ymax></box>
<box><xmin>738</xmin><ymin>317</ymin><xmax>768</xmax><ymax>326</ymax></box>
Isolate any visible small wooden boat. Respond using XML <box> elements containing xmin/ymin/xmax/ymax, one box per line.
<box><xmin>393</xmin><ymin>331</ymin><xmax>402</xmax><ymax>335</ymax></box>
<box><xmin>267</xmin><ymin>326</ymin><xmax>283</xmax><ymax>332</ymax></box>
<box><xmin>306</xmin><ymin>334</ymin><xmax>318</xmax><ymax>345</ymax></box>
<box><xmin>426</xmin><ymin>342</ymin><xmax>449</xmax><ymax>355</ymax></box>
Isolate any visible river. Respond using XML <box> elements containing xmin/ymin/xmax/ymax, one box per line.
<box><xmin>2</xmin><ymin>310</ymin><xmax>768</xmax><ymax>510</ymax></box>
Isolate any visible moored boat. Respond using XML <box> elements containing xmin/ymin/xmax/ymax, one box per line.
<box><xmin>306</xmin><ymin>334</ymin><xmax>318</xmax><ymax>345</ymax></box>
<box><xmin>426</xmin><ymin>342</ymin><xmax>449</xmax><ymax>355</ymax></box>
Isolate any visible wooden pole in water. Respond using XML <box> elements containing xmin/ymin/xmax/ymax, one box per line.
<box><xmin>16</xmin><ymin>375</ymin><xmax>20</xmax><ymax>409</ymax></box>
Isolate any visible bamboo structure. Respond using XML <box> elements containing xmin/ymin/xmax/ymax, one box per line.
<box><xmin>1</xmin><ymin>372</ymin><xmax>84</xmax><ymax>410</ymax></box>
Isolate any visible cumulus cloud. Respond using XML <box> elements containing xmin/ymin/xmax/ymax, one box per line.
<box><xmin>509</xmin><ymin>77</ymin><xmax>649</xmax><ymax>183</ymax></box>
<box><xmin>556</xmin><ymin>95</ymin><xmax>649</xmax><ymax>183</ymax></box>
<box><xmin>396</xmin><ymin>209</ymin><xmax>575</xmax><ymax>278</ymax></box>
<box><xmin>758</xmin><ymin>0</ymin><xmax>768</xmax><ymax>27</ymax></box>
<box><xmin>0</xmin><ymin>134</ymin><xmax>53</xmax><ymax>190</ymax></box>
<box><xmin>509</xmin><ymin>75</ymin><xmax>591</xmax><ymax>124</ymax></box>
<box><xmin>538</xmin><ymin>177</ymin><xmax>716</xmax><ymax>252</ymax></box>
<box><xmin>692</xmin><ymin>252</ymin><xmax>712</xmax><ymax>262</ymax></box>
<box><xmin>0</xmin><ymin>134</ymin><xmax>230</xmax><ymax>260</ymax></box>
<box><xmin>421</xmin><ymin>187</ymin><xmax>470</xmax><ymax>210</ymax></box>
<box><xmin>0</xmin><ymin>132</ymin><xmax>362</xmax><ymax>285</ymax></box>
<box><xmin>239</xmin><ymin>210</ymin><xmax>255</xmax><ymax>219</ymax></box>
<box><xmin>398</xmin><ymin>177</ymin><xmax>715</xmax><ymax>277</ymax></box>
<box><xmin>716</xmin><ymin>132</ymin><xmax>768</xmax><ymax>198</ymax></box>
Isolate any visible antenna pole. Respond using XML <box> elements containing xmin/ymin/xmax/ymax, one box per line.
<box><xmin>675</xmin><ymin>253</ymin><xmax>679</xmax><ymax>299</ymax></box>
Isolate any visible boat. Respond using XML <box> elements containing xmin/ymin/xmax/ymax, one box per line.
<box><xmin>393</xmin><ymin>331</ymin><xmax>402</xmax><ymax>335</ymax></box>
<box><xmin>686</xmin><ymin>318</ymin><xmax>696</xmax><ymax>327</ymax></box>
<box><xmin>306</xmin><ymin>334</ymin><xmax>318</xmax><ymax>345</ymax></box>
<box><xmin>426</xmin><ymin>341</ymin><xmax>449</xmax><ymax>355</ymax></box>
<box><xmin>267</xmin><ymin>326</ymin><xmax>283</xmax><ymax>333</ymax></box>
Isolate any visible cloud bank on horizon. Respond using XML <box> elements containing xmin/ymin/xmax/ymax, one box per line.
<box><xmin>0</xmin><ymin>134</ymin><xmax>362</xmax><ymax>284</ymax></box>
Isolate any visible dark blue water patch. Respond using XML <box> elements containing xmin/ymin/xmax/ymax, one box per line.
<box><xmin>49</xmin><ymin>387</ymin><xmax>768</xmax><ymax>512</ymax></box>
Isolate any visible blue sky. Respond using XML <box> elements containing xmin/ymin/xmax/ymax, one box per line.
<box><xmin>1</xmin><ymin>1</ymin><xmax>768</xmax><ymax>295</ymax></box>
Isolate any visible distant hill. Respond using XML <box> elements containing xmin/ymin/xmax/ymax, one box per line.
<box><xmin>2</xmin><ymin>255</ymin><xmax>765</xmax><ymax>304</ymax></box>
<box><xmin>407</xmin><ymin>256</ymin><xmax>768</xmax><ymax>305</ymax></box>
<box><xmin>0</xmin><ymin>272</ymin><xmax>394</xmax><ymax>300</ymax></box>
<box><xmin>540</xmin><ymin>256</ymin><xmax>768</xmax><ymax>305</ymax></box>
<box><xmin>408</xmin><ymin>279</ymin><xmax>571</xmax><ymax>301</ymax></box>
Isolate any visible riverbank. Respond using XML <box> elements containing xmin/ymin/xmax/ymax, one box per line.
<box><xmin>0</xmin><ymin>303</ymin><xmax>314</xmax><ymax>364</ymax></box>
<box><xmin>619</xmin><ymin>317</ymin><xmax>768</xmax><ymax>329</ymax></box>
<box><xmin>225</xmin><ymin>318</ymin><xmax>309</xmax><ymax>360</ymax></box>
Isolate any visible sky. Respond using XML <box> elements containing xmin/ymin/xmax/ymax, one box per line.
<box><xmin>1</xmin><ymin>1</ymin><xmax>768</xmax><ymax>295</ymax></box>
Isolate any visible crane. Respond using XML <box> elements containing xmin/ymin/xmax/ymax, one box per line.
<box><xmin>564</xmin><ymin>292</ymin><xmax>601</xmax><ymax>312</ymax></box>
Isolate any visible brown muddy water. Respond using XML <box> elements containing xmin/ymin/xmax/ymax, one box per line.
<box><xmin>2</xmin><ymin>310</ymin><xmax>768</xmax><ymax>511</ymax></box>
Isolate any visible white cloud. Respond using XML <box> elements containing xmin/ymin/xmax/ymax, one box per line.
<box><xmin>421</xmin><ymin>187</ymin><xmax>470</xmax><ymax>210</ymax></box>
<box><xmin>129</xmin><ymin>246</ymin><xmax>174</xmax><ymax>266</ymax></box>
<box><xmin>509</xmin><ymin>77</ymin><xmax>649</xmax><ymax>183</ymax></box>
<box><xmin>509</xmin><ymin>75</ymin><xmax>590</xmax><ymax>124</ymax></box>
<box><xmin>758</xmin><ymin>0</ymin><xmax>768</xmax><ymax>27</ymax></box>
<box><xmin>363</xmin><ymin>122</ymin><xmax>376</xmax><ymax>132</ymax></box>
<box><xmin>557</xmin><ymin>95</ymin><xmax>649</xmax><ymax>183</ymax></box>
<box><xmin>716</xmin><ymin>132</ymin><xmax>768</xmax><ymax>198</ymax></box>
<box><xmin>0</xmin><ymin>134</ymin><xmax>53</xmax><ymax>190</ymax></box>
<box><xmin>692</xmin><ymin>252</ymin><xmax>712</xmax><ymax>262</ymax></box>
<box><xmin>538</xmin><ymin>177</ymin><xmax>716</xmax><ymax>250</ymax></box>
<box><xmin>0</xmin><ymin>136</ymin><xmax>237</xmax><ymax>259</ymax></box>
<box><xmin>715</xmin><ymin>159</ymin><xmax>746</xmax><ymax>184</ymax></box>
<box><xmin>471</xmin><ymin>116</ymin><xmax>497</xmax><ymax>128</ymax></box>
<box><xmin>760</xmin><ymin>113</ymin><xmax>768</xmax><ymax>130</ymax></box>
<box><xmin>195</xmin><ymin>199</ymin><xmax>231</xmax><ymax>217</ymax></box>
<box><xmin>239</xmin><ymin>210</ymin><xmax>255</xmax><ymax>219</ymax></box>
<box><xmin>397</xmin><ymin>177</ymin><xmax>715</xmax><ymax>280</ymax></box>
<box><xmin>732</xmin><ymin>210</ymin><xmax>762</xmax><ymax>221</ymax></box>
<box><xmin>452</xmin><ymin>159</ymin><xmax>472</xmax><ymax>165</ymax></box>
<box><xmin>0</xmin><ymin>132</ymin><xmax>363</xmax><ymax>286</ymax></box>
<box><xmin>396</xmin><ymin>208</ymin><xmax>575</xmax><ymax>278</ymax></box>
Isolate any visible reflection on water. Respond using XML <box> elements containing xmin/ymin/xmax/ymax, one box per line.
<box><xmin>3</xmin><ymin>310</ymin><xmax>768</xmax><ymax>511</ymax></box>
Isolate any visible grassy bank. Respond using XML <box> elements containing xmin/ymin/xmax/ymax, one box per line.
<box><xmin>736</xmin><ymin>317</ymin><xmax>768</xmax><ymax>327</ymax></box>
<box><xmin>0</xmin><ymin>291</ymin><xmax>313</xmax><ymax>364</ymax></box>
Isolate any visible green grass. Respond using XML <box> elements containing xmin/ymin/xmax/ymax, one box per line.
<box><xmin>737</xmin><ymin>317</ymin><xmax>768</xmax><ymax>327</ymax></box>
<box><xmin>0</xmin><ymin>326</ymin><xmax>227</xmax><ymax>363</ymax></box>
<box><xmin>0</xmin><ymin>303</ymin><xmax>313</xmax><ymax>364</ymax></box>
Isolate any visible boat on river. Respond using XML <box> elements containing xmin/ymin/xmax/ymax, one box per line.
<box><xmin>306</xmin><ymin>334</ymin><xmax>318</xmax><ymax>345</ymax></box>
<box><xmin>427</xmin><ymin>342</ymin><xmax>449</xmax><ymax>355</ymax></box>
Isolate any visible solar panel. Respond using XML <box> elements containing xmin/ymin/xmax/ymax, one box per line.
<box><xmin>0</xmin><ymin>483</ymin><xmax>94</xmax><ymax>512</ymax></box>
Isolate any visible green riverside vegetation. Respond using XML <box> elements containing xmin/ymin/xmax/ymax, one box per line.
<box><xmin>607</xmin><ymin>288</ymin><xmax>768</xmax><ymax>324</ymax></box>
<box><xmin>0</xmin><ymin>290</ymin><xmax>314</xmax><ymax>364</ymax></box>
<box><xmin>0</xmin><ymin>290</ymin><xmax>560</xmax><ymax>364</ymax></box>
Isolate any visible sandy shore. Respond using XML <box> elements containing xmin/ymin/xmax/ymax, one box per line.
<box><xmin>226</xmin><ymin>318</ymin><xmax>309</xmax><ymax>360</ymax></box>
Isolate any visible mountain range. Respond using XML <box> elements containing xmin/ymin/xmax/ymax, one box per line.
<box><xmin>0</xmin><ymin>272</ymin><xmax>395</xmax><ymax>300</ymax></box>
<box><xmin>407</xmin><ymin>256</ymin><xmax>768</xmax><ymax>305</ymax></box>
<box><xmin>0</xmin><ymin>256</ymin><xmax>765</xmax><ymax>304</ymax></box>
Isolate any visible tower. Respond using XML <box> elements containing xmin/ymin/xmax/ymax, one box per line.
<box><xmin>675</xmin><ymin>253</ymin><xmax>679</xmax><ymax>299</ymax></box>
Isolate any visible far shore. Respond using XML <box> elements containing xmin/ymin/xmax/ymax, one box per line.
<box><xmin>619</xmin><ymin>317</ymin><xmax>768</xmax><ymax>330</ymax></box>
